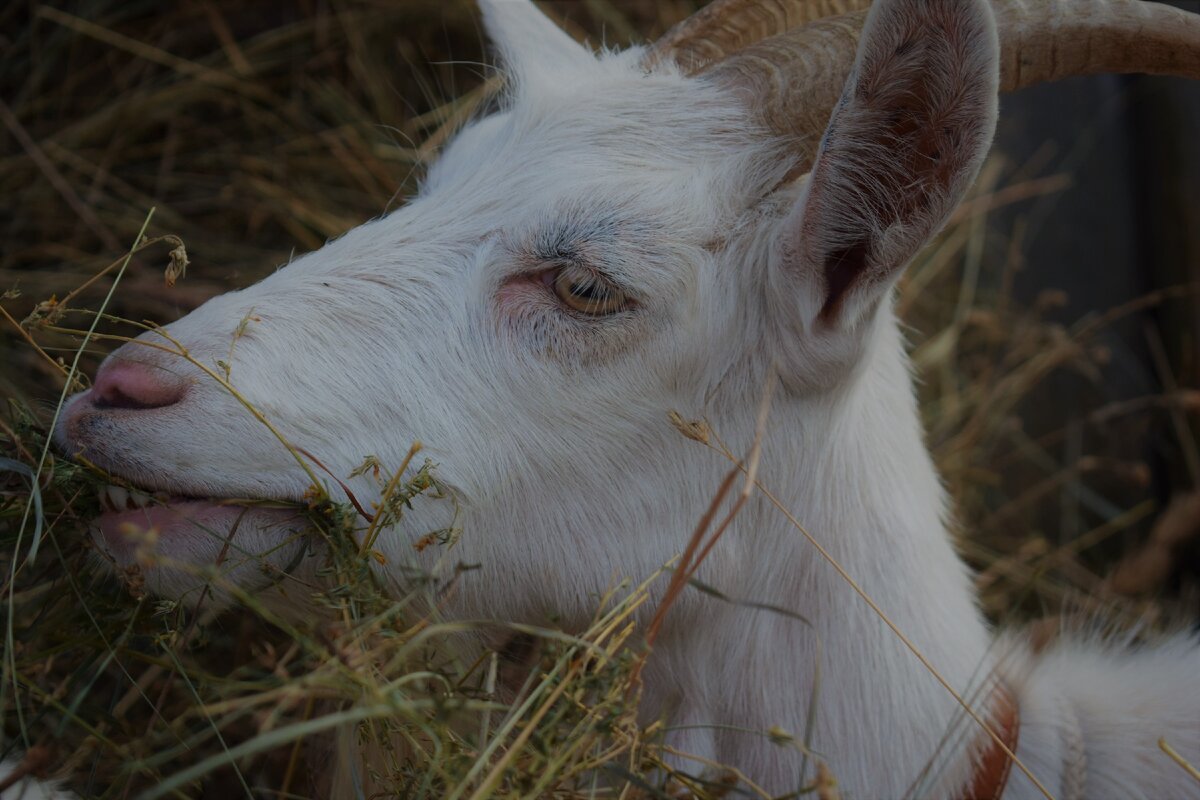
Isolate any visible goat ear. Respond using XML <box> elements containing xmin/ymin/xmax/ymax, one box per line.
<box><xmin>772</xmin><ymin>0</ymin><xmax>999</xmax><ymax>338</ymax></box>
<box><xmin>479</xmin><ymin>0</ymin><xmax>595</xmax><ymax>79</ymax></box>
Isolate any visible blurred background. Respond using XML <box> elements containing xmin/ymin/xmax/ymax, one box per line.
<box><xmin>1</xmin><ymin>0</ymin><xmax>1198</xmax><ymax>645</ymax></box>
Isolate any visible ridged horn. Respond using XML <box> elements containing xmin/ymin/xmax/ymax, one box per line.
<box><xmin>643</xmin><ymin>0</ymin><xmax>870</xmax><ymax>71</ymax></box>
<box><xmin>663</xmin><ymin>0</ymin><xmax>1200</xmax><ymax>171</ymax></box>
<box><xmin>994</xmin><ymin>0</ymin><xmax>1200</xmax><ymax>87</ymax></box>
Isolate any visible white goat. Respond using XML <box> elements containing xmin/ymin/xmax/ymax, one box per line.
<box><xmin>30</xmin><ymin>0</ymin><xmax>1200</xmax><ymax>797</ymax></box>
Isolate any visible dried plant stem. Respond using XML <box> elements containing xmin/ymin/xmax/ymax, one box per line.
<box><xmin>1159</xmin><ymin>738</ymin><xmax>1200</xmax><ymax>784</ymax></box>
<box><xmin>4</xmin><ymin>209</ymin><xmax>155</xmax><ymax>754</ymax></box>
<box><xmin>360</xmin><ymin>441</ymin><xmax>424</xmax><ymax>554</ymax></box>
<box><xmin>0</xmin><ymin>97</ymin><xmax>122</xmax><ymax>253</ymax></box>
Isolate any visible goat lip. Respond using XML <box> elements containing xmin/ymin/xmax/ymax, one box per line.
<box><xmin>87</xmin><ymin>475</ymin><xmax>306</xmax><ymax>560</ymax></box>
<box><xmin>93</xmin><ymin>498</ymin><xmax>227</xmax><ymax>548</ymax></box>
<box><xmin>95</xmin><ymin>497</ymin><xmax>218</xmax><ymax>524</ymax></box>
<box><xmin>92</xmin><ymin>474</ymin><xmax>304</xmax><ymax>510</ymax></box>
<box><xmin>91</xmin><ymin>499</ymin><xmax>297</xmax><ymax>559</ymax></box>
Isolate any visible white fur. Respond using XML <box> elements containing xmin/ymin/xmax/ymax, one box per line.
<box><xmin>49</xmin><ymin>0</ymin><xmax>1200</xmax><ymax>797</ymax></box>
<box><xmin>0</xmin><ymin>758</ymin><xmax>70</xmax><ymax>800</ymax></box>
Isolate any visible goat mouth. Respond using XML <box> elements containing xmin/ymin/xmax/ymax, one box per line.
<box><xmin>98</xmin><ymin>483</ymin><xmax>188</xmax><ymax>514</ymax></box>
<box><xmin>96</xmin><ymin>482</ymin><xmax>301</xmax><ymax>513</ymax></box>
<box><xmin>95</xmin><ymin>483</ymin><xmax>294</xmax><ymax>515</ymax></box>
<box><xmin>92</xmin><ymin>482</ymin><xmax>301</xmax><ymax>558</ymax></box>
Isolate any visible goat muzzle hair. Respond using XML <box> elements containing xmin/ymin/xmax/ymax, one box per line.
<box><xmin>646</xmin><ymin>0</ymin><xmax>1200</xmax><ymax>172</ymax></box>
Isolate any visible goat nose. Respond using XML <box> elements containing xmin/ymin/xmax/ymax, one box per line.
<box><xmin>91</xmin><ymin>359</ymin><xmax>187</xmax><ymax>410</ymax></box>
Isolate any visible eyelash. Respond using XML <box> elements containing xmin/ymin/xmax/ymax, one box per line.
<box><xmin>540</xmin><ymin>264</ymin><xmax>631</xmax><ymax>316</ymax></box>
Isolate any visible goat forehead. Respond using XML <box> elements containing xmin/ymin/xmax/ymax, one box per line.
<box><xmin>289</xmin><ymin>171</ymin><xmax>735</xmax><ymax>289</ymax></box>
<box><xmin>201</xmin><ymin>76</ymin><xmax>762</xmax><ymax>313</ymax></box>
<box><xmin>428</xmin><ymin>75</ymin><xmax>761</xmax><ymax>199</ymax></box>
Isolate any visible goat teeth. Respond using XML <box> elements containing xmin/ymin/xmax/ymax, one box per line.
<box><xmin>104</xmin><ymin>485</ymin><xmax>129</xmax><ymax>512</ymax></box>
<box><xmin>97</xmin><ymin>484</ymin><xmax>166</xmax><ymax>512</ymax></box>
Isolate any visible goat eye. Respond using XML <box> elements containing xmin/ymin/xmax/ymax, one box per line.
<box><xmin>551</xmin><ymin>266</ymin><xmax>629</xmax><ymax>315</ymax></box>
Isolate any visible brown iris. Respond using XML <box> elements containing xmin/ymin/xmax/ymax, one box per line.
<box><xmin>551</xmin><ymin>265</ymin><xmax>629</xmax><ymax>315</ymax></box>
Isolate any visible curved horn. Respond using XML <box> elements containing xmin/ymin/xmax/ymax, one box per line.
<box><xmin>994</xmin><ymin>0</ymin><xmax>1200</xmax><ymax>87</ymax></box>
<box><xmin>643</xmin><ymin>0</ymin><xmax>869</xmax><ymax>70</ymax></box>
<box><xmin>676</xmin><ymin>0</ymin><xmax>1200</xmax><ymax>170</ymax></box>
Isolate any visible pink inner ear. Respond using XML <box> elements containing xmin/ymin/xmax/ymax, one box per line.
<box><xmin>792</xmin><ymin>0</ymin><xmax>999</xmax><ymax>328</ymax></box>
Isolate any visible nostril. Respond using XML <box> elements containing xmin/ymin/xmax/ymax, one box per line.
<box><xmin>91</xmin><ymin>360</ymin><xmax>186</xmax><ymax>410</ymax></box>
<box><xmin>93</xmin><ymin>384</ymin><xmax>159</xmax><ymax>410</ymax></box>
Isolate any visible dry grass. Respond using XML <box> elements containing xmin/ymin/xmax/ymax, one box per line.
<box><xmin>2</xmin><ymin>1</ymin><xmax>1199</xmax><ymax>797</ymax></box>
